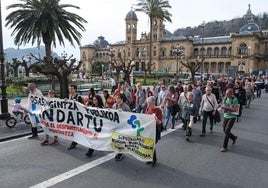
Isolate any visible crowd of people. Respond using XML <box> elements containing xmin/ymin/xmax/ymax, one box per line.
<box><xmin>20</xmin><ymin>74</ymin><xmax>267</xmax><ymax>167</ymax></box>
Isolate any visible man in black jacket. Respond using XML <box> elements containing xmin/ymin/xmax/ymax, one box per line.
<box><xmin>67</xmin><ymin>84</ymin><xmax>84</xmax><ymax>150</ymax></box>
<box><xmin>233</xmin><ymin>81</ymin><xmax>246</xmax><ymax>121</ymax></box>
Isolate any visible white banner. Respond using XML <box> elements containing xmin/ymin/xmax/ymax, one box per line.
<box><xmin>28</xmin><ymin>95</ymin><xmax>156</xmax><ymax>161</ymax></box>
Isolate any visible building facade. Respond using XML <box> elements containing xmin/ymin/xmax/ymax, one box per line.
<box><xmin>80</xmin><ymin>5</ymin><xmax>268</xmax><ymax>78</ymax></box>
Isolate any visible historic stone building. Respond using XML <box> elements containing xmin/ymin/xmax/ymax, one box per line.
<box><xmin>80</xmin><ymin>5</ymin><xmax>268</xmax><ymax>78</ymax></box>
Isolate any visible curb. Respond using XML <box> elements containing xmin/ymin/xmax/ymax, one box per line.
<box><xmin>0</xmin><ymin>130</ymin><xmax>43</xmax><ymax>142</ymax></box>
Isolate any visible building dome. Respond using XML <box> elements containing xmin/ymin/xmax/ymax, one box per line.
<box><xmin>93</xmin><ymin>36</ymin><xmax>109</xmax><ymax>49</ymax></box>
<box><xmin>163</xmin><ymin>29</ymin><xmax>173</xmax><ymax>37</ymax></box>
<box><xmin>239</xmin><ymin>17</ymin><xmax>260</xmax><ymax>33</ymax></box>
<box><xmin>125</xmin><ymin>10</ymin><xmax>138</xmax><ymax>21</ymax></box>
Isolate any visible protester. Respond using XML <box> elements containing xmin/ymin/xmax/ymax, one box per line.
<box><xmin>192</xmin><ymin>83</ymin><xmax>202</xmax><ymax>121</ymax></box>
<box><xmin>130</xmin><ymin>84</ymin><xmax>137</xmax><ymax>111</ymax></box>
<box><xmin>85</xmin><ymin>95</ymin><xmax>104</xmax><ymax>157</ymax></box>
<box><xmin>233</xmin><ymin>81</ymin><xmax>246</xmax><ymax>121</ymax></box>
<box><xmin>146</xmin><ymin>87</ymin><xmax>154</xmax><ymax>98</ymax></box>
<box><xmin>67</xmin><ymin>84</ymin><xmax>85</xmax><ymax>150</ymax></box>
<box><xmin>219</xmin><ymin>88</ymin><xmax>239</xmax><ymax>152</ymax></box>
<box><xmin>162</xmin><ymin>85</ymin><xmax>178</xmax><ymax>130</ymax></box>
<box><xmin>175</xmin><ymin>80</ymin><xmax>184</xmax><ymax>96</ymax></box>
<box><xmin>181</xmin><ymin>92</ymin><xmax>198</xmax><ymax>141</ymax></box>
<box><xmin>178</xmin><ymin>85</ymin><xmax>190</xmax><ymax>130</ymax></box>
<box><xmin>157</xmin><ymin>84</ymin><xmax>168</xmax><ymax>106</ymax></box>
<box><xmin>87</xmin><ymin>87</ymin><xmax>96</xmax><ymax>106</ymax></box>
<box><xmin>40</xmin><ymin>90</ymin><xmax>59</xmax><ymax>146</ymax></box>
<box><xmin>112</xmin><ymin>93</ymin><xmax>131</xmax><ymax>161</ymax></box>
<box><xmin>199</xmin><ymin>86</ymin><xmax>218</xmax><ymax>136</ymax></box>
<box><xmin>103</xmin><ymin>90</ymin><xmax>115</xmax><ymax>108</ymax></box>
<box><xmin>110</xmin><ymin>76</ymin><xmax>117</xmax><ymax>94</ymax></box>
<box><xmin>255</xmin><ymin>77</ymin><xmax>264</xmax><ymax>98</ymax></box>
<box><xmin>27</xmin><ymin>83</ymin><xmax>42</xmax><ymax>139</ymax></box>
<box><xmin>135</xmin><ymin>83</ymin><xmax>146</xmax><ymax>113</ymax></box>
<box><xmin>120</xmin><ymin>84</ymin><xmax>132</xmax><ymax>106</ymax></box>
<box><xmin>152</xmin><ymin>82</ymin><xmax>159</xmax><ymax>99</ymax></box>
<box><xmin>145</xmin><ymin>96</ymin><xmax>163</xmax><ymax>167</ymax></box>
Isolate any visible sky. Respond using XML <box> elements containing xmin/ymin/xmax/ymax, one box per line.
<box><xmin>1</xmin><ymin>0</ymin><xmax>268</xmax><ymax>60</ymax></box>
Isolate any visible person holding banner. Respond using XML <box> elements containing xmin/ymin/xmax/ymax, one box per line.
<box><xmin>85</xmin><ymin>95</ymin><xmax>104</xmax><ymax>157</ymax></box>
<box><xmin>145</xmin><ymin>96</ymin><xmax>163</xmax><ymax>167</ymax></box>
<box><xmin>40</xmin><ymin>90</ymin><xmax>59</xmax><ymax>146</ymax></box>
<box><xmin>112</xmin><ymin>93</ymin><xmax>131</xmax><ymax>161</ymax></box>
<box><xmin>27</xmin><ymin>83</ymin><xmax>43</xmax><ymax>139</ymax></box>
<box><xmin>67</xmin><ymin>84</ymin><xmax>85</xmax><ymax>150</ymax></box>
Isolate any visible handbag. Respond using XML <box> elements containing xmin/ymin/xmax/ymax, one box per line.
<box><xmin>171</xmin><ymin>103</ymin><xmax>180</xmax><ymax>116</ymax></box>
<box><xmin>214</xmin><ymin>109</ymin><xmax>221</xmax><ymax>123</ymax></box>
<box><xmin>206</xmin><ymin>95</ymin><xmax>221</xmax><ymax>123</ymax></box>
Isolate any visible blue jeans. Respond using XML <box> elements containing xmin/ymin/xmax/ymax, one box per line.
<box><xmin>246</xmin><ymin>94</ymin><xmax>252</xmax><ymax>108</ymax></box>
<box><xmin>164</xmin><ymin>106</ymin><xmax>175</xmax><ymax>128</ymax></box>
<box><xmin>256</xmin><ymin>87</ymin><xmax>262</xmax><ymax>98</ymax></box>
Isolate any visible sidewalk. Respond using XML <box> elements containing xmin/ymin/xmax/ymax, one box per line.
<box><xmin>0</xmin><ymin>97</ymin><xmax>41</xmax><ymax>142</ymax></box>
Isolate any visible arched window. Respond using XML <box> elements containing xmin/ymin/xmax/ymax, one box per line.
<box><xmin>228</xmin><ymin>47</ymin><xmax>232</xmax><ymax>56</ymax></box>
<box><xmin>214</xmin><ymin>47</ymin><xmax>219</xmax><ymax>57</ymax></box>
<box><xmin>200</xmin><ymin>47</ymin><xmax>205</xmax><ymax>56</ymax></box>
<box><xmin>238</xmin><ymin>43</ymin><xmax>248</xmax><ymax>54</ymax></box>
<box><xmin>193</xmin><ymin>48</ymin><xmax>199</xmax><ymax>56</ymax></box>
<box><xmin>221</xmin><ymin>47</ymin><xmax>227</xmax><ymax>56</ymax></box>
<box><xmin>207</xmin><ymin>48</ymin><xmax>212</xmax><ymax>56</ymax></box>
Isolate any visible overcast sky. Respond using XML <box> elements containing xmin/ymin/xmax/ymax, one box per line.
<box><xmin>1</xmin><ymin>0</ymin><xmax>267</xmax><ymax>59</ymax></box>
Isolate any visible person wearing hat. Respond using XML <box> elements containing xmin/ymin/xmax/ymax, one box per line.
<box><xmin>12</xmin><ymin>97</ymin><xmax>28</xmax><ymax>119</ymax></box>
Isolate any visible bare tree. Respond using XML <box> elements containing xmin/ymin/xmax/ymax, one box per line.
<box><xmin>33</xmin><ymin>56</ymin><xmax>82</xmax><ymax>99</ymax></box>
<box><xmin>9</xmin><ymin>58</ymin><xmax>21</xmax><ymax>77</ymax></box>
<box><xmin>180</xmin><ymin>57</ymin><xmax>202</xmax><ymax>83</ymax></box>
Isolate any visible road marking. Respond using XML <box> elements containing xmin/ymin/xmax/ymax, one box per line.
<box><xmin>29</xmin><ymin>125</ymin><xmax>182</xmax><ymax>187</ymax></box>
<box><xmin>30</xmin><ymin>153</ymin><xmax>116</xmax><ymax>188</ymax></box>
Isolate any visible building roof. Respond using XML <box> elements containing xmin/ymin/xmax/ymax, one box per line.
<box><xmin>93</xmin><ymin>36</ymin><xmax>109</xmax><ymax>49</ymax></box>
<box><xmin>163</xmin><ymin>29</ymin><xmax>173</xmax><ymax>37</ymax></box>
<box><xmin>239</xmin><ymin>17</ymin><xmax>261</xmax><ymax>33</ymax></box>
<box><xmin>193</xmin><ymin>36</ymin><xmax>232</xmax><ymax>44</ymax></box>
<box><xmin>125</xmin><ymin>10</ymin><xmax>138</xmax><ymax>21</ymax></box>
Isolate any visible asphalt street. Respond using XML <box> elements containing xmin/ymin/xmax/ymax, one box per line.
<box><xmin>0</xmin><ymin>92</ymin><xmax>267</xmax><ymax>188</ymax></box>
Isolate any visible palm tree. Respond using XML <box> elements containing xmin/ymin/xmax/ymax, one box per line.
<box><xmin>5</xmin><ymin>0</ymin><xmax>87</xmax><ymax>98</ymax></box>
<box><xmin>5</xmin><ymin>0</ymin><xmax>87</xmax><ymax>58</ymax></box>
<box><xmin>135</xmin><ymin>0</ymin><xmax>172</xmax><ymax>77</ymax></box>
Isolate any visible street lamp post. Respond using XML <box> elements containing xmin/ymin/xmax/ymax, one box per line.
<box><xmin>101</xmin><ymin>64</ymin><xmax>104</xmax><ymax>78</ymax></box>
<box><xmin>172</xmin><ymin>44</ymin><xmax>184</xmax><ymax>76</ymax></box>
<box><xmin>0</xmin><ymin>1</ymin><xmax>10</xmax><ymax>119</ymax></box>
<box><xmin>200</xmin><ymin>21</ymin><xmax>205</xmax><ymax>82</ymax></box>
<box><xmin>130</xmin><ymin>60</ymin><xmax>135</xmax><ymax>86</ymax></box>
